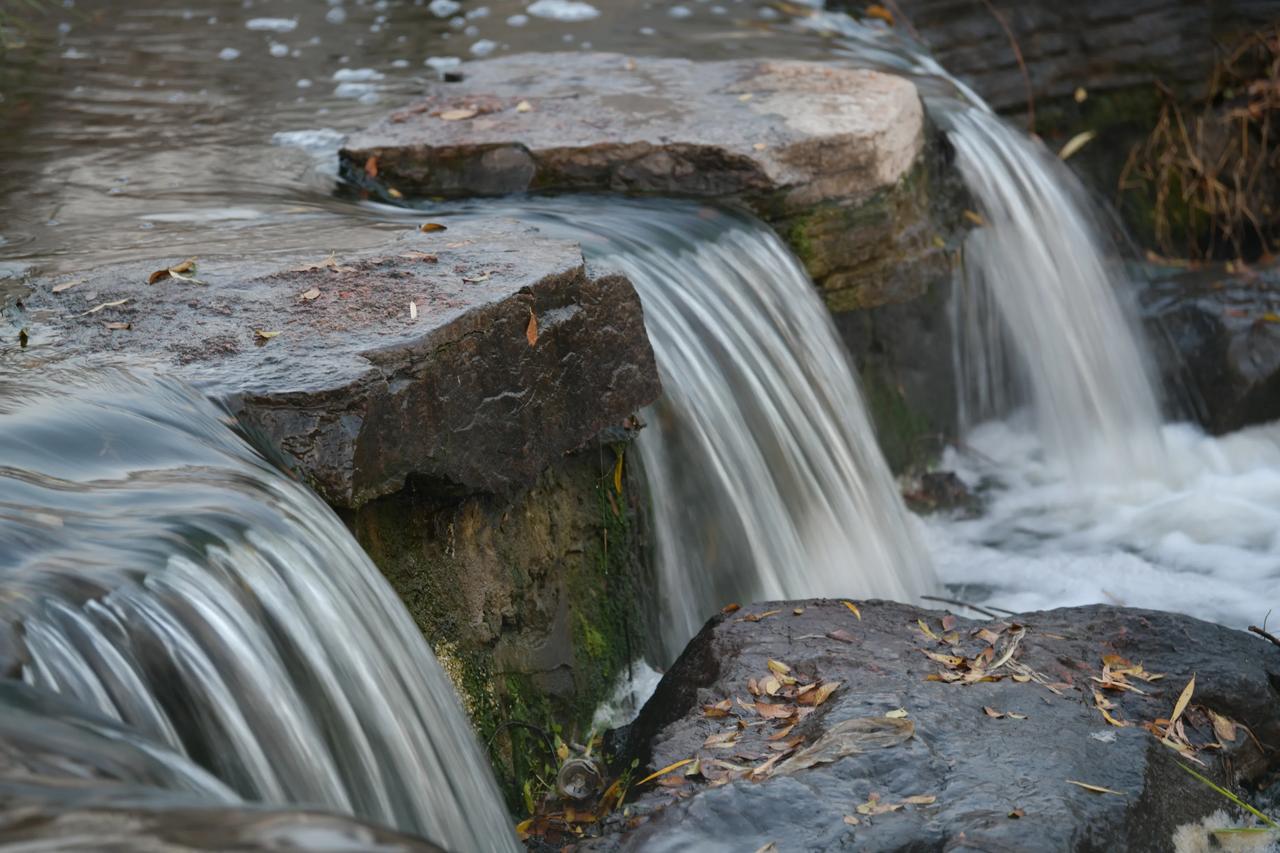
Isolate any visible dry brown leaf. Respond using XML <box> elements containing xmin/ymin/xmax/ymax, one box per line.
<box><xmin>975</xmin><ymin>627</ymin><xmax>1001</xmax><ymax>645</ymax></box>
<box><xmin>865</xmin><ymin>3</ymin><xmax>894</xmax><ymax>25</ymax></box>
<box><xmin>80</xmin><ymin>298</ymin><xmax>130</xmax><ymax>316</ymax></box>
<box><xmin>903</xmin><ymin>795</ymin><xmax>936</xmax><ymax>805</ymax></box>
<box><xmin>526</xmin><ymin>309</ymin><xmax>538</xmax><ymax>346</ymax></box>
<box><xmin>983</xmin><ymin>706</ymin><xmax>1005</xmax><ymax>719</ymax></box>
<box><xmin>463</xmin><ymin>273</ymin><xmax>491</xmax><ymax>284</ymax></box>
<box><xmin>798</xmin><ymin>681</ymin><xmax>839</xmax><ymax>707</ymax></box>
<box><xmin>420</xmin><ymin>223</ymin><xmax>448</xmax><ymax>233</ymax></box>
<box><xmin>103</xmin><ymin>321</ymin><xmax>130</xmax><ymax>331</ymax></box>
<box><xmin>51</xmin><ymin>278</ymin><xmax>84</xmax><ymax>293</ymax></box>
<box><xmin>941</xmin><ymin>615</ymin><xmax>957</xmax><ymax>632</ymax></box>
<box><xmin>364</xmin><ymin>156</ymin><xmax>378</xmax><ymax>178</ymax></box>
<box><xmin>1009</xmin><ymin>808</ymin><xmax>1025</xmax><ymax>819</ymax></box>
<box><xmin>755</xmin><ymin>702</ymin><xmax>796</xmax><ymax>720</ymax></box>
<box><xmin>856</xmin><ymin>793</ymin><xmax>903</xmax><ymax>816</ymax></box>
<box><xmin>767</xmin><ymin>723</ymin><xmax>796</xmax><ymax>741</ymax></box>
<box><xmin>767</xmin><ymin>659</ymin><xmax>790</xmax><ymax>676</ymax></box>
<box><xmin>1209</xmin><ymin>710</ymin><xmax>1239</xmax><ymax>744</ymax></box>
<box><xmin>843</xmin><ymin>815</ymin><xmax>860</xmax><ymax>826</ymax></box>
<box><xmin>762</xmin><ymin>676</ymin><xmax>781</xmax><ymax>696</ymax></box>
<box><xmin>254</xmin><ymin>329</ymin><xmax>280</xmax><ymax>341</ymax></box>
<box><xmin>148</xmin><ymin>258</ymin><xmax>199</xmax><ymax>285</ymax></box>
<box><xmin>842</xmin><ymin>601</ymin><xmax>862</xmax><ymax>620</ymax></box>
<box><xmin>752</xmin><ymin>142</ymin><xmax>767</xmax><ymax>151</ymax></box>
<box><xmin>923</xmin><ymin>650</ymin><xmax>965</xmax><ymax>667</ymax></box>
<box><xmin>747</xmin><ymin>677</ymin><xmax>760</xmax><ymax>696</ymax></box>
<box><xmin>440</xmin><ymin>108</ymin><xmax>479</xmax><ymax>121</ymax></box>
<box><xmin>827</xmin><ymin>629</ymin><xmax>856</xmax><ymax>644</ymax></box>
<box><xmin>742</xmin><ymin>609</ymin><xmax>781</xmax><ymax>622</ymax></box>
<box><xmin>777</xmin><ymin>717</ymin><xmax>914</xmax><ymax>775</ymax></box>
<box><xmin>1168</xmin><ymin>675</ymin><xmax>1196</xmax><ymax>728</ymax></box>
<box><xmin>703</xmin><ymin>699</ymin><xmax>732</xmax><ymax>718</ymax></box>
<box><xmin>300</xmin><ymin>287</ymin><xmax>321</xmax><ymax>301</ymax></box>
<box><xmin>722</xmin><ymin>603</ymin><xmax>741</xmax><ymax>614</ymax></box>
<box><xmin>963</xmin><ymin>209</ymin><xmax>986</xmax><ymax>227</ymax></box>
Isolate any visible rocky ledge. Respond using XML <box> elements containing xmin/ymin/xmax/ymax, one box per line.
<box><xmin>575</xmin><ymin>600</ymin><xmax>1279</xmax><ymax>852</ymax></box>
<box><xmin>0</xmin><ymin>221</ymin><xmax>660</xmax><ymax>507</ymax></box>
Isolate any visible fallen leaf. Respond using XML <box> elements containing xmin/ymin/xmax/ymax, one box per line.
<box><xmin>722</xmin><ymin>603</ymin><xmax>741</xmax><ymax>614</ymax></box>
<box><xmin>440</xmin><ymin>108</ymin><xmax>478</xmax><ymax>121</ymax></box>
<box><xmin>1209</xmin><ymin>710</ymin><xmax>1239</xmax><ymax>744</ymax></box>
<box><xmin>753</xmin><ymin>844</ymin><xmax>777</xmax><ymax>853</ymax></box>
<box><xmin>103</xmin><ymin>321</ymin><xmax>130</xmax><ymax>330</ymax></box>
<box><xmin>387</xmin><ymin>187</ymin><xmax>403</xmax><ymax>199</ymax></box>
<box><xmin>826</xmin><ymin>629</ymin><xmax>856</xmax><ymax>643</ymax></box>
<box><xmin>148</xmin><ymin>258</ymin><xmax>199</xmax><ymax>285</ymax></box>
<box><xmin>1066</xmin><ymin>780</ymin><xmax>1125</xmax><ymax>796</ymax></box>
<box><xmin>420</xmin><ymin>223</ymin><xmax>448</xmax><ymax>233</ymax></box>
<box><xmin>613</xmin><ymin>451</ymin><xmax>623</xmax><ymax>494</ymax></box>
<box><xmin>409</xmin><ymin>301</ymin><xmax>418</xmax><ymax>320</ymax></box>
<box><xmin>79</xmin><ymin>298</ymin><xmax>129</xmax><ymax>316</ymax></box>
<box><xmin>636</xmin><ymin>758</ymin><xmax>694</xmax><ymax>787</ymax></box>
<box><xmin>364</xmin><ymin>156</ymin><xmax>378</xmax><ymax>178</ymax></box>
<box><xmin>51</xmin><ymin>278</ymin><xmax>84</xmax><ymax>293</ymax></box>
<box><xmin>856</xmin><ymin>793</ymin><xmax>903</xmax><ymax>815</ymax></box>
<box><xmin>865</xmin><ymin>3</ymin><xmax>894</xmax><ymax>25</ymax></box>
<box><xmin>842</xmin><ymin>601</ymin><xmax>862</xmax><ymax>620</ymax></box>
<box><xmin>767</xmin><ymin>724</ymin><xmax>796</xmax><ymax>741</ymax></box>
<box><xmin>793</xmin><ymin>607</ymin><xmax>805</xmax><ymax>615</ymax></box>
<box><xmin>752</xmin><ymin>142</ymin><xmax>767</xmax><ymax>151</ymax></box>
<box><xmin>903</xmin><ymin>795</ymin><xmax>936</xmax><ymax>805</ymax></box>
<box><xmin>917</xmin><ymin>619</ymin><xmax>940</xmax><ymax>641</ymax></box>
<box><xmin>463</xmin><ymin>273</ymin><xmax>491</xmax><ymax>283</ymax></box>
<box><xmin>1074</xmin><ymin>87</ymin><xmax>1088</xmax><ymax>103</ymax></box>
<box><xmin>885</xmin><ymin>708</ymin><xmax>909</xmax><ymax>719</ymax></box>
<box><xmin>526</xmin><ymin>308</ymin><xmax>538</xmax><ymax>346</ymax></box>
<box><xmin>767</xmin><ymin>659</ymin><xmax>790</xmax><ymax>676</ymax></box>
<box><xmin>1058</xmin><ymin>130</ymin><xmax>1096</xmax><ymax>160</ymax></box>
<box><xmin>755</xmin><ymin>702</ymin><xmax>796</xmax><ymax>720</ymax></box>
<box><xmin>747</xmin><ymin>677</ymin><xmax>760</xmax><ymax>696</ymax></box>
<box><xmin>1008</xmin><ymin>712</ymin><xmax>1028</xmax><ymax>720</ymax></box>
<box><xmin>704</xmin><ymin>699</ymin><xmax>732</xmax><ymax>718</ymax></box>
<box><xmin>843</xmin><ymin>815</ymin><xmax>860</xmax><ymax>826</ymax></box>
<box><xmin>515</xmin><ymin>100</ymin><xmax>533</xmax><ymax>112</ymax></box>
<box><xmin>983</xmin><ymin>706</ymin><xmax>1005</xmax><ymax>719</ymax></box>
<box><xmin>742</xmin><ymin>609</ymin><xmax>781</xmax><ymax>622</ymax></box>
<box><xmin>254</xmin><ymin>329</ymin><xmax>281</xmax><ymax>341</ymax></box>
<box><xmin>963</xmin><ymin>209</ymin><xmax>986</xmax><ymax>227</ymax></box>
<box><xmin>975</xmin><ymin>627</ymin><xmax>1001</xmax><ymax>645</ymax></box>
<box><xmin>704</xmin><ymin>729</ymin><xmax>738</xmax><ymax>748</ymax></box>
<box><xmin>1168</xmin><ymin>675</ymin><xmax>1196</xmax><ymax>728</ymax></box>
<box><xmin>738</xmin><ymin>93</ymin><xmax>753</xmax><ymax>102</ymax></box>
<box><xmin>300</xmin><ymin>287</ymin><xmax>321</xmax><ymax>301</ymax></box>
<box><xmin>798</xmin><ymin>681</ymin><xmax>839</xmax><ymax>707</ymax></box>
<box><xmin>17</xmin><ymin>328</ymin><xmax>28</xmax><ymax>348</ymax></box>
<box><xmin>922</xmin><ymin>650</ymin><xmax>965</xmax><ymax>667</ymax></box>
<box><xmin>762</xmin><ymin>676</ymin><xmax>781</xmax><ymax>696</ymax></box>
<box><xmin>1009</xmin><ymin>808</ymin><xmax>1025</xmax><ymax>819</ymax></box>
<box><xmin>941</xmin><ymin>615</ymin><xmax>957</xmax><ymax>632</ymax></box>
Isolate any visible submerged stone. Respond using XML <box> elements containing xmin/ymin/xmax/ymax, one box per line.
<box><xmin>0</xmin><ymin>221</ymin><xmax>660</xmax><ymax>508</ymax></box>
<box><xmin>586</xmin><ymin>600</ymin><xmax>1280</xmax><ymax>852</ymax></box>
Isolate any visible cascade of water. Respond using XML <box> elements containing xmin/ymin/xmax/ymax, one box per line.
<box><xmin>0</xmin><ymin>369</ymin><xmax>518</xmax><ymax>853</ymax></box>
<box><xmin>502</xmin><ymin>199</ymin><xmax>937</xmax><ymax>656</ymax></box>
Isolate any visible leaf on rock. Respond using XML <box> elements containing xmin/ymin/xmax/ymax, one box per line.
<box><xmin>797</xmin><ymin>681</ymin><xmax>839</xmax><ymax>707</ymax></box>
<box><xmin>1058</xmin><ymin>130</ymin><xmax>1097</xmax><ymax>161</ymax></box>
<box><xmin>1066</xmin><ymin>780</ymin><xmax>1125</xmax><ymax>796</ymax></box>
<box><xmin>463</xmin><ymin>273</ymin><xmax>491</xmax><ymax>283</ymax></box>
<box><xmin>516</xmin><ymin>100</ymin><xmax>533</xmax><ymax>113</ymax></box>
<box><xmin>842</xmin><ymin>600</ymin><xmax>862</xmax><ymax>620</ymax></box>
<box><xmin>409</xmin><ymin>301</ymin><xmax>418</xmax><ymax>320</ymax></box>
<box><xmin>79</xmin><ymin>298</ymin><xmax>130</xmax><ymax>316</ymax></box>
<box><xmin>941</xmin><ymin>615</ymin><xmax>957</xmax><ymax>632</ymax></box>
<box><xmin>767</xmin><ymin>723</ymin><xmax>796</xmax><ymax>741</ymax></box>
<box><xmin>636</xmin><ymin>758</ymin><xmax>694</xmax><ymax>787</ymax></box>
<box><xmin>722</xmin><ymin>603</ymin><xmax>741</xmax><ymax>614</ymax></box>
<box><xmin>755</xmin><ymin>702</ymin><xmax>795</xmax><ymax>720</ymax></box>
<box><xmin>975</xmin><ymin>627</ymin><xmax>1001</xmax><ymax>646</ymax></box>
<box><xmin>742</xmin><ymin>609</ymin><xmax>781</xmax><ymax>622</ymax></box>
<box><xmin>364</xmin><ymin>156</ymin><xmax>378</xmax><ymax>178</ymax></box>
<box><xmin>1168</xmin><ymin>675</ymin><xmax>1196</xmax><ymax>728</ymax></box>
<box><xmin>103</xmin><ymin>321</ymin><xmax>130</xmax><ymax>330</ymax></box>
<box><xmin>885</xmin><ymin>708</ymin><xmax>909</xmax><ymax>719</ymax></box>
<box><xmin>148</xmin><ymin>258</ymin><xmax>200</xmax><ymax>285</ymax></box>
<box><xmin>983</xmin><ymin>706</ymin><xmax>1005</xmax><ymax>719</ymax></box>
<box><xmin>767</xmin><ymin>659</ymin><xmax>790</xmax><ymax>676</ymax></box>
<box><xmin>917</xmin><ymin>619</ymin><xmax>940</xmax><ymax>641</ymax></box>
<box><xmin>51</xmin><ymin>278</ymin><xmax>84</xmax><ymax>293</ymax></box>
<box><xmin>903</xmin><ymin>795</ymin><xmax>936</xmax><ymax>805</ymax></box>
<box><xmin>440</xmin><ymin>108</ymin><xmax>479</xmax><ymax>121</ymax></box>
<box><xmin>963</xmin><ymin>209</ymin><xmax>986</xmax><ymax>227</ymax></box>
<box><xmin>865</xmin><ymin>4</ymin><xmax>894</xmax><ymax>25</ymax></box>
<box><xmin>703</xmin><ymin>699</ymin><xmax>732</xmax><ymax>718</ymax></box>
<box><xmin>704</xmin><ymin>729</ymin><xmax>738</xmax><ymax>748</ymax></box>
<box><xmin>526</xmin><ymin>308</ymin><xmax>538</xmax><ymax>346</ymax></box>
<box><xmin>254</xmin><ymin>329</ymin><xmax>281</xmax><ymax>341</ymax></box>
<box><xmin>1209</xmin><ymin>710</ymin><xmax>1239</xmax><ymax>745</ymax></box>
<box><xmin>843</xmin><ymin>815</ymin><xmax>860</xmax><ymax>826</ymax></box>
<box><xmin>1009</xmin><ymin>808</ymin><xmax>1025</xmax><ymax>819</ymax></box>
<box><xmin>420</xmin><ymin>223</ymin><xmax>448</xmax><ymax>233</ymax></box>
<box><xmin>855</xmin><ymin>793</ymin><xmax>902</xmax><ymax>816</ymax></box>
<box><xmin>300</xmin><ymin>287</ymin><xmax>321</xmax><ymax>301</ymax></box>
<box><xmin>827</xmin><ymin>629</ymin><xmax>856</xmax><ymax>643</ymax></box>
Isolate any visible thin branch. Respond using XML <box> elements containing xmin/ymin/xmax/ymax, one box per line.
<box><xmin>921</xmin><ymin>595</ymin><xmax>1009</xmax><ymax>619</ymax></box>
<box><xmin>1249</xmin><ymin>625</ymin><xmax>1280</xmax><ymax>650</ymax></box>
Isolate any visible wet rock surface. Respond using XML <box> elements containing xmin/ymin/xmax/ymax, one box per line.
<box><xmin>589</xmin><ymin>600</ymin><xmax>1280</xmax><ymax>852</ymax></box>
<box><xmin>1145</xmin><ymin>260</ymin><xmax>1280</xmax><ymax>434</ymax></box>
<box><xmin>0</xmin><ymin>221</ymin><xmax>660</xmax><ymax>507</ymax></box>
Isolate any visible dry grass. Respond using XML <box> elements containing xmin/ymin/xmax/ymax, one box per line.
<box><xmin>1119</xmin><ymin>27</ymin><xmax>1280</xmax><ymax>261</ymax></box>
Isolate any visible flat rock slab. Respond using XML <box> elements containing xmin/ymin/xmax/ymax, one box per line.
<box><xmin>0</xmin><ymin>221</ymin><xmax>660</xmax><ymax>507</ymax></box>
<box><xmin>582</xmin><ymin>600</ymin><xmax>1279</xmax><ymax>853</ymax></box>
<box><xmin>341</xmin><ymin>53</ymin><xmax>923</xmax><ymax>212</ymax></box>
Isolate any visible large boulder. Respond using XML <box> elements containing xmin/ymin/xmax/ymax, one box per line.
<box><xmin>341</xmin><ymin>52</ymin><xmax>962</xmax><ymax>470</ymax></box>
<box><xmin>1144</xmin><ymin>259</ymin><xmax>1280</xmax><ymax>433</ymax></box>
<box><xmin>0</xmin><ymin>220</ymin><xmax>660</xmax><ymax>507</ymax></box>
<box><xmin>584</xmin><ymin>600</ymin><xmax>1279</xmax><ymax>852</ymax></box>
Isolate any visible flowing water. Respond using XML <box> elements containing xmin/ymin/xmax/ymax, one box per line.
<box><xmin>480</xmin><ymin>198</ymin><xmax>936</xmax><ymax>655</ymax></box>
<box><xmin>0</xmin><ymin>369</ymin><xmax>517</xmax><ymax>852</ymax></box>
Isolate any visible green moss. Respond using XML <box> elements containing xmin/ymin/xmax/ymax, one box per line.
<box><xmin>860</xmin><ymin>364</ymin><xmax>935</xmax><ymax>474</ymax></box>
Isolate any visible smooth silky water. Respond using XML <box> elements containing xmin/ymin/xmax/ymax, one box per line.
<box><xmin>0</xmin><ymin>370</ymin><xmax>517</xmax><ymax>852</ymax></box>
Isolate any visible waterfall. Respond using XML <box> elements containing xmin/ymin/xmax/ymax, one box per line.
<box><xmin>0</xmin><ymin>369</ymin><xmax>518</xmax><ymax>853</ymax></box>
<box><xmin>500</xmin><ymin>199</ymin><xmax>937</xmax><ymax>656</ymax></box>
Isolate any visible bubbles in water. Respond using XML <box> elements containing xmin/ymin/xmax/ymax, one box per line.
<box><xmin>507</xmin><ymin>13</ymin><xmax>528</xmax><ymax>26</ymax></box>
<box><xmin>217</xmin><ymin>47</ymin><xmax>241</xmax><ymax>60</ymax></box>
<box><xmin>331</xmin><ymin>67</ymin><xmax>385</xmax><ymax>81</ymax></box>
<box><xmin>668</xmin><ymin>5</ymin><xmax>692</xmax><ymax>18</ymax></box>
<box><xmin>526</xmin><ymin>0</ymin><xmax>601</xmax><ymax>22</ymax></box>
<box><xmin>325</xmin><ymin>6</ymin><xmax>347</xmax><ymax>24</ymax></box>
<box><xmin>245</xmin><ymin>17</ymin><xmax>298</xmax><ymax>32</ymax></box>
<box><xmin>427</xmin><ymin>0</ymin><xmax>460</xmax><ymax>16</ymax></box>
<box><xmin>268</xmin><ymin>41</ymin><xmax>288</xmax><ymax>57</ymax></box>
<box><xmin>469</xmin><ymin>38</ymin><xmax>497</xmax><ymax>56</ymax></box>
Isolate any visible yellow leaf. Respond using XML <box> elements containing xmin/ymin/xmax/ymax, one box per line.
<box><xmin>440</xmin><ymin>108</ymin><xmax>479</xmax><ymax>121</ymax></box>
<box><xmin>738</xmin><ymin>93</ymin><xmax>753</xmax><ymax>102</ymax></box>
<box><xmin>917</xmin><ymin>619</ymin><xmax>939</xmax><ymax>641</ymax></box>
<box><xmin>865</xmin><ymin>3</ymin><xmax>894</xmax><ymax>25</ymax></box>
<box><xmin>903</xmin><ymin>795</ymin><xmax>936</xmax><ymax>805</ymax></box>
<box><xmin>254</xmin><ymin>329</ymin><xmax>280</xmax><ymax>340</ymax></box>
<box><xmin>526</xmin><ymin>308</ymin><xmax>538</xmax><ymax>347</ymax></box>
<box><xmin>515</xmin><ymin>100</ymin><xmax>533</xmax><ymax>113</ymax></box>
<box><xmin>420</xmin><ymin>222</ymin><xmax>448</xmax><ymax>233</ymax></box>
<box><xmin>300</xmin><ymin>287</ymin><xmax>321</xmax><ymax>301</ymax></box>
<box><xmin>612</xmin><ymin>451</ymin><xmax>624</xmax><ymax>494</ymax></box>
<box><xmin>1067</xmin><ymin>780</ymin><xmax>1125</xmax><ymax>796</ymax></box>
<box><xmin>798</xmin><ymin>681</ymin><xmax>839</xmax><ymax>706</ymax></box>
<box><xmin>767</xmin><ymin>659</ymin><xmax>790</xmax><ymax>675</ymax></box>
<box><xmin>1262</xmin><ymin>313</ymin><xmax>1280</xmax><ymax>323</ymax></box>
<box><xmin>752</xmin><ymin>142</ymin><xmax>767</xmax><ymax>151</ymax></box>
<box><xmin>703</xmin><ymin>699</ymin><xmax>732</xmax><ymax>718</ymax></box>
<box><xmin>962</xmin><ymin>210</ymin><xmax>986</xmax><ymax>227</ymax></box>
<box><xmin>1074</xmin><ymin>87</ymin><xmax>1088</xmax><ymax>103</ymax></box>
<box><xmin>1209</xmin><ymin>710</ymin><xmax>1239</xmax><ymax>744</ymax></box>
<box><xmin>721</xmin><ymin>603</ymin><xmax>740</xmax><ymax>614</ymax></box>
<box><xmin>1168</xmin><ymin>675</ymin><xmax>1195</xmax><ymax>728</ymax></box>
<box><xmin>842</xmin><ymin>600</ymin><xmax>862</xmax><ymax>620</ymax></box>
<box><xmin>1058</xmin><ymin>130</ymin><xmax>1097</xmax><ymax>160</ymax></box>
<box><xmin>636</xmin><ymin>758</ymin><xmax>694</xmax><ymax>787</ymax></box>
<box><xmin>387</xmin><ymin>187</ymin><xmax>403</xmax><ymax>199</ymax></box>
<box><xmin>885</xmin><ymin>708</ymin><xmax>909</xmax><ymax>719</ymax></box>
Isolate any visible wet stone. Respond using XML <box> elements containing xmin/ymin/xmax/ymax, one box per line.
<box><xmin>587</xmin><ymin>600</ymin><xmax>1280</xmax><ymax>853</ymax></box>
<box><xmin>0</xmin><ymin>221</ymin><xmax>660</xmax><ymax>508</ymax></box>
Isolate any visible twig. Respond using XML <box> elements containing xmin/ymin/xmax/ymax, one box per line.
<box><xmin>976</xmin><ymin>0</ymin><xmax>1035</xmax><ymax>134</ymax></box>
<box><xmin>921</xmin><ymin>595</ymin><xmax>1007</xmax><ymax>619</ymax></box>
<box><xmin>1249</xmin><ymin>625</ymin><xmax>1280</xmax><ymax>650</ymax></box>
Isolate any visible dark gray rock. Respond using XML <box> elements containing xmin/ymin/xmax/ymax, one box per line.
<box><xmin>1144</xmin><ymin>260</ymin><xmax>1280</xmax><ymax>433</ymax></box>
<box><xmin>588</xmin><ymin>600</ymin><xmax>1279</xmax><ymax>852</ymax></box>
<box><xmin>0</xmin><ymin>221</ymin><xmax>660</xmax><ymax>507</ymax></box>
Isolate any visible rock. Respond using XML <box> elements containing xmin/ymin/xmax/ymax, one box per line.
<box><xmin>585</xmin><ymin>600</ymin><xmax>1279</xmax><ymax>852</ymax></box>
<box><xmin>1144</xmin><ymin>259</ymin><xmax>1280</xmax><ymax>433</ymax></box>
<box><xmin>0</xmin><ymin>221</ymin><xmax>660</xmax><ymax>507</ymax></box>
<box><xmin>902</xmin><ymin>469</ymin><xmax>979</xmax><ymax>515</ymax></box>
<box><xmin>341</xmin><ymin>52</ymin><xmax>951</xmax><ymax>315</ymax></box>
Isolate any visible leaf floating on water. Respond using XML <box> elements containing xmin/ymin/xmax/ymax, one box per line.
<box><xmin>1058</xmin><ymin>130</ymin><xmax>1096</xmax><ymax>161</ymax></box>
<box><xmin>103</xmin><ymin>321</ymin><xmax>130</xmax><ymax>330</ymax></box>
<box><xmin>420</xmin><ymin>222</ymin><xmax>448</xmax><ymax>233</ymax></box>
<box><xmin>409</xmin><ymin>301</ymin><xmax>418</xmax><ymax>320</ymax></box>
<box><xmin>515</xmin><ymin>99</ymin><xmax>533</xmax><ymax>113</ymax></box>
<box><xmin>526</xmin><ymin>308</ymin><xmax>538</xmax><ymax>346</ymax></box>
<box><xmin>636</xmin><ymin>758</ymin><xmax>694</xmax><ymax>787</ymax></box>
<box><xmin>440</xmin><ymin>108</ymin><xmax>479</xmax><ymax>121</ymax></box>
<box><xmin>79</xmin><ymin>298</ymin><xmax>130</xmax><ymax>316</ymax></box>
<box><xmin>1066</xmin><ymin>780</ymin><xmax>1125</xmax><ymax>796</ymax></box>
<box><xmin>300</xmin><ymin>287</ymin><xmax>321</xmax><ymax>301</ymax></box>
<box><xmin>254</xmin><ymin>329</ymin><xmax>281</xmax><ymax>341</ymax></box>
<box><xmin>842</xmin><ymin>600</ymin><xmax>862</xmax><ymax>620</ymax></box>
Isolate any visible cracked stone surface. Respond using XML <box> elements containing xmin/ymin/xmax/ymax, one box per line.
<box><xmin>0</xmin><ymin>220</ymin><xmax>660</xmax><ymax>507</ymax></box>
